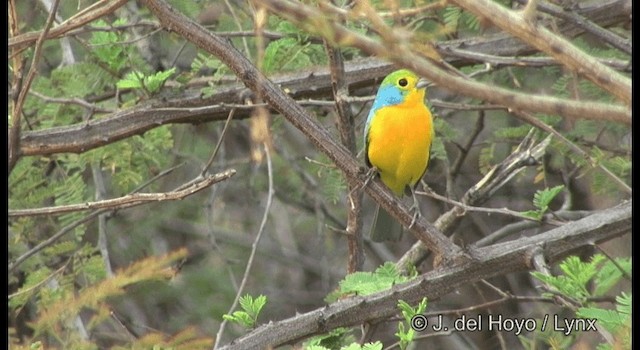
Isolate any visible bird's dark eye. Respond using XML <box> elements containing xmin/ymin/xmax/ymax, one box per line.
<box><xmin>398</xmin><ymin>78</ymin><xmax>408</xmax><ymax>87</ymax></box>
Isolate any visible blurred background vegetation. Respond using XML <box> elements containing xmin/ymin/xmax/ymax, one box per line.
<box><xmin>9</xmin><ymin>0</ymin><xmax>631</xmax><ymax>349</ymax></box>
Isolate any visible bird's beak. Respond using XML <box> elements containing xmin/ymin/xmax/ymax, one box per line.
<box><xmin>416</xmin><ymin>78</ymin><xmax>430</xmax><ymax>89</ymax></box>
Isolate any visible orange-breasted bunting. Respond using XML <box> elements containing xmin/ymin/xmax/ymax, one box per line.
<box><xmin>364</xmin><ymin>69</ymin><xmax>434</xmax><ymax>241</ymax></box>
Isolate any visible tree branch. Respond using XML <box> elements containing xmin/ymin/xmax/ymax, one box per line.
<box><xmin>8</xmin><ymin>0</ymin><xmax>130</xmax><ymax>51</ymax></box>
<box><xmin>18</xmin><ymin>0</ymin><xmax>630</xmax><ymax>158</ymax></box>
<box><xmin>141</xmin><ymin>0</ymin><xmax>463</xmax><ymax>262</ymax></box>
<box><xmin>9</xmin><ymin>170</ymin><xmax>236</xmax><ymax>217</ymax></box>
<box><xmin>259</xmin><ymin>0</ymin><xmax>630</xmax><ymax>122</ymax></box>
<box><xmin>449</xmin><ymin>0</ymin><xmax>631</xmax><ymax>104</ymax></box>
<box><xmin>217</xmin><ymin>201</ymin><xmax>630</xmax><ymax>349</ymax></box>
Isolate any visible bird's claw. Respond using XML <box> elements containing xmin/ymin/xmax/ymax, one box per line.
<box><xmin>408</xmin><ymin>204</ymin><xmax>421</xmax><ymax>229</ymax></box>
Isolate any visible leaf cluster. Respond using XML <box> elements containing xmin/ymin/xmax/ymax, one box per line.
<box><xmin>326</xmin><ymin>262</ymin><xmax>418</xmax><ymax>302</ymax></box>
<box><xmin>222</xmin><ymin>294</ymin><xmax>268</xmax><ymax>329</ymax></box>
<box><xmin>527</xmin><ymin>254</ymin><xmax>631</xmax><ymax>349</ymax></box>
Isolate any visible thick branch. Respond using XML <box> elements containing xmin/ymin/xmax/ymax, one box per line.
<box><xmin>218</xmin><ymin>201</ymin><xmax>630</xmax><ymax>349</ymax></box>
<box><xmin>449</xmin><ymin>0</ymin><xmax>631</xmax><ymax>104</ymax></box>
<box><xmin>260</xmin><ymin>0</ymin><xmax>630</xmax><ymax>123</ymax></box>
<box><xmin>18</xmin><ymin>0</ymin><xmax>630</xmax><ymax>157</ymax></box>
<box><xmin>8</xmin><ymin>0</ymin><xmax>130</xmax><ymax>51</ymax></box>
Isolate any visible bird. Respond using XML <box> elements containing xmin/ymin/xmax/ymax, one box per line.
<box><xmin>364</xmin><ymin>69</ymin><xmax>434</xmax><ymax>241</ymax></box>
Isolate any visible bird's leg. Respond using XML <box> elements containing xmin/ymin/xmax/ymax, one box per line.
<box><xmin>408</xmin><ymin>187</ymin><xmax>422</xmax><ymax>229</ymax></box>
<box><xmin>349</xmin><ymin>166</ymin><xmax>379</xmax><ymax>197</ymax></box>
<box><xmin>360</xmin><ymin>166</ymin><xmax>379</xmax><ymax>190</ymax></box>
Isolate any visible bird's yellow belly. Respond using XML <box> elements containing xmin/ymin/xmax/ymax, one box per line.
<box><xmin>367</xmin><ymin>104</ymin><xmax>433</xmax><ymax>195</ymax></box>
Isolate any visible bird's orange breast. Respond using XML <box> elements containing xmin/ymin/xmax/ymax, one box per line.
<box><xmin>366</xmin><ymin>100</ymin><xmax>433</xmax><ymax>195</ymax></box>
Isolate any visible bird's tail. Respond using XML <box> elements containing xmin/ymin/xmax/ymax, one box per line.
<box><xmin>370</xmin><ymin>204</ymin><xmax>403</xmax><ymax>242</ymax></box>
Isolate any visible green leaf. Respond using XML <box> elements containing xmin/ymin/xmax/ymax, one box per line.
<box><xmin>521</xmin><ymin>210</ymin><xmax>542</xmax><ymax>221</ymax></box>
<box><xmin>521</xmin><ymin>185</ymin><xmax>565</xmax><ymax>220</ymax></box>
<box><xmin>360</xmin><ymin>343</ymin><xmax>383</xmax><ymax>350</ymax></box>
<box><xmin>339</xmin><ymin>343</ymin><xmax>383</xmax><ymax>350</ymax></box>
<box><xmin>442</xmin><ymin>6</ymin><xmax>461</xmax><ymax>32</ymax></box>
<box><xmin>222</xmin><ymin>311</ymin><xmax>254</xmax><ymax>328</ymax></box>
<box><xmin>616</xmin><ymin>292</ymin><xmax>631</xmax><ymax>316</ymax></box>
<box><xmin>116</xmin><ymin>68</ymin><xmax>175</xmax><ymax>94</ymax></box>
<box><xmin>224</xmin><ymin>294</ymin><xmax>268</xmax><ymax>329</ymax></box>
<box><xmin>395</xmin><ymin>298</ymin><xmax>427</xmax><ymax>349</ymax></box>
<box><xmin>332</xmin><ymin>262</ymin><xmax>413</xmax><ymax>299</ymax></box>
<box><xmin>146</xmin><ymin>68</ymin><xmax>176</xmax><ymax>93</ymax></box>
<box><xmin>304</xmin><ymin>327</ymin><xmax>353</xmax><ymax>350</ymax></box>
<box><xmin>576</xmin><ymin>307</ymin><xmax>626</xmax><ymax>333</ymax></box>
<box><xmin>250</xmin><ymin>295</ymin><xmax>267</xmax><ymax>316</ymax></box>
<box><xmin>593</xmin><ymin>257</ymin><xmax>631</xmax><ymax>296</ymax></box>
<box><xmin>531</xmin><ymin>255</ymin><xmax>608</xmax><ymax>303</ymax></box>
<box><xmin>532</xmin><ymin>185</ymin><xmax>564</xmax><ymax>212</ymax></box>
<box><xmin>117</xmin><ymin>71</ymin><xmax>146</xmax><ymax>89</ymax></box>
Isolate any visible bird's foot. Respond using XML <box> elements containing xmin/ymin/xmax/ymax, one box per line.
<box><xmin>408</xmin><ymin>188</ymin><xmax>422</xmax><ymax>229</ymax></box>
<box><xmin>408</xmin><ymin>204</ymin><xmax>422</xmax><ymax>229</ymax></box>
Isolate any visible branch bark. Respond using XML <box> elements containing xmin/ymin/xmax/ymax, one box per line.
<box><xmin>449</xmin><ymin>0</ymin><xmax>631</xmax><ymax>105</ymax></box>
<box><xmin>217</xmin><ymin>201</ymin><xmax>630</xmax><ymax>349</ymax></box>
<box><xmin>8</xmin><ymin>170</ymin><xmax>236</xmax><ymax>217</ymax></box>
<box><xmin>141</xmin><ymin>0</ymin><xmax>462</xmax><ymax>262</ymax></box>
<box><xmin>18</xmin><ymin>0</ymin><xmax>630</xmax><ymax>157</ymax></box>
<box><xmin>260</xmin><ymin>0</ymin><xmax>630</xmax><ymax>123</ymax></box>
<box><xmin>8</xmin><ymin>0</ymin><xmax>130</xmax><ymax>51</ymax></box>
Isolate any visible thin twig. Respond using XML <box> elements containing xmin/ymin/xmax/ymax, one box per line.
<box><xmin>91</xmin><ymin>161</ymin><xmax>114</xmax><ymax>277</ymax></box>
<box><xmin>449</xmin><ymin>112</ymin><xmax>484</xmax><ymax>179</ymax></box>
<box><xmin>9</xmin><ymin>0</ymin><xmax>61</xmax><ymax>173</ymax></box>
<box><xmin>449</xmin><ymin>0</ymin><xmax>630</xmax><ymax>105</ymax></box>
<box><xmin>8</xmin><ymin>0</ymin><xmax>130</xmax><ymax>50</ymax></box>
<box><xmin>593</xmin><ymin>243</ymin><xmax>631</xmax><ymax>281</ymax></box>
<box><xmin>202</xmin><ymin>108</ymin><xmax>236</xmax><ymax>176</ymax></box>
<box><xmin>29</xmin><ymin>90</ymin><xmax>115</xmax><ymax>113</ymax></box>
<box><xmin>8</xmin><ymin>169</ymin><xmax>235</xmax><ymax>273</ymax></box>
<box><xmin>323</xmin><ymin>13</ymin><xmax>364</xmax><ymax>272</ymax></box>
<box><xmin>441</xmin><ymin>47</ymin><xmax>631</xmax><ymax>71</ymax></box>
<box><xmin>10</xmin><ymin>170</ymin><xmax>236</xmax><ymax>217</ymax></box>
<box><xmin>214</xmin><ymin>143</ymin><xmax>273</xmax><ymax>349</ymax></box>
<box><xmin>417</xmin><ymin>188</ymin><xmax>564</xmax><ymax>224</ymax></box>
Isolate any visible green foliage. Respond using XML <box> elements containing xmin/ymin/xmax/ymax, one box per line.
<box><xmin>577</xmin><ymin>292</ymin><xmax>630</xmax><ymax>334</ymax></box>
<box><xmin>531</xmin><ymin>255</ymin><xmax>605</xmax><ymax>302</ymax></box>
<box><xmin>340</xmin><ymin>343</ymin><xmax>383</xmax><ymax>350</ymax></box>
<box><xmin>494</xmin><ymin>124</ymin><xmax>537</xmax><ymax>141</ymax></box>
<box><xmin>304</xmin><ymin>328</ymin><xmax>356</xmax><ymax>350</ymax></box>
<box><xmin>430</xmin><ymin>118</ymin><xmax>455</xmax><ymax>162</ymax></box>
<box><xmin>521</xmin><ymin>185</ymin><xmax>564</xmax><ymax>220</ymax></box>
<box><xmin>263</xmin><ymin>20</ymin><xmax>327</xmax><ymax>73</ymax></box>
<box><xmin>591</xmin><ymin>154</ymin><xmax>631</xmax><ymax>195</ymax></box>
<box><xmin>89</xmin><ymin>19</ymin><xmax>130</xmax><ymax>72</ymax></box>
<box><xmin>442</xmin><ymin>6</ymin><xmax>480</xmax><ymax>33</ymax></box>
<box><xmin>191</xmin><ymin>53</ymin><xmax>230</xmax><ymax>98</ymax></box>
<box><xmin>81</xmin><ymin>126</ymin><xmax>173</xmax><ymax>194</ymax></box>
<box><xmin>222</xmin><ymin>294</ymin><xmax>268</xmax><ymax>329</ymax></box>
<box><xmin>310</xmin><ymin>154</ymin><xmax>347</xmax><ymax>205</ymax></box>
<box><xmin>524</xmin><ymin>255</ymin><xmax>631</xmax><ymax>349</ymax></box>
<box><xmin>304</xmin><ymin>342</ymin><xmax>383</xmax><ymax>350</ymax></box>
<box><xmin>478</xmin><ymin>142</ymin><xmax>495</xmax><ymax>175</ymax></box>
<box><xmin>593</xmin><ymin>257</ymin><xmax>631</xmax><ymax>296</ymax></box>
<box><xmin>326</xmin><ymin>262</ymin><xmax>417</xmax><ymax>302</ymax></box>
<box><xmin>9</xmin><ymin>266</ymin><xmax>54</xmax><ymax>310</ymax></box>
<box><xmin>396</xmin><ymin>298</ymin><xmax>428</xmax><ymax>350</ymax></box>
<box><xmin>117</xmin><ymin>68</ymin><xmax>176</xmax><ymax>95</ymax></box>
<box><xmin>27</xmin><ymin>62</ymin><xmax>113</xmax><ymax>128</ymax></box>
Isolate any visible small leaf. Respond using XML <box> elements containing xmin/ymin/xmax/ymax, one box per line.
<box><xmin>532</xmin><ymin>185</ymin><xmax>564</xmax><ymax>212</ymax></box>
